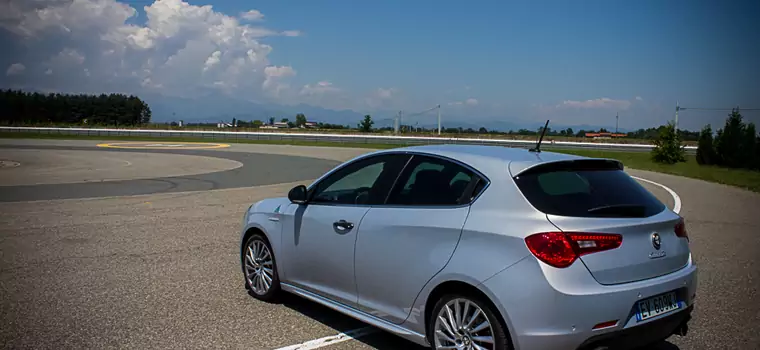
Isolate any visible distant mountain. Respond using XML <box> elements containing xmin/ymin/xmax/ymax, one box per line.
<box><xmin>143</xmin><ymin>93</ymin><xmax>365</xmax><ymax>126</ymax></box>
<box><xmin>141</xmin><ymin>93</ymin><xmax>631</xmax><ymax>133</ymax></box>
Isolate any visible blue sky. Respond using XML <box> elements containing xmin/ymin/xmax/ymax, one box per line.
<box><xmin>3</xmin><ymin>0</ymin><xmax>759</xmax><ymax>130</ymax></box>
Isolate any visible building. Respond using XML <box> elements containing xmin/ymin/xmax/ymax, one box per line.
<box><xmin>584</xmin><ymin>132</ymin><xmax>626</xmax><ymax>139</ymax></box>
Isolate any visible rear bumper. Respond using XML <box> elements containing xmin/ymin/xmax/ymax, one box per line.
<box><xmin>576</xmin><ymin>305</ymin><xmax>692</xmax><ymax>350</ymax></box>
<box><xmin>480</xmin><ymin>254</ymin><xmax>697</xmax><ymax>350</ymax></box>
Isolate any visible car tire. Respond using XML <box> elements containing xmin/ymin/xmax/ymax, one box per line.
<box><xmin>242</xmin><ymin>233</ymin><xmax>281</xmax><ymax>302</ymax></box>
<box><xmin>428</xmin><ymin>293</ymin><xmax>512</xmax><ymax>350</ymax></box>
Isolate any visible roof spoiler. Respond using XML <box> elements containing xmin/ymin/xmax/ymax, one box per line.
<box><xmin>513</xmin><ymin>158</ymin><xmax>624</xmax><ymax>178</ymax></box>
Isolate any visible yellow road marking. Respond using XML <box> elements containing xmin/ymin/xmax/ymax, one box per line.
<box><xmin>96</xmin><ymin>142</ymin><xmax>230</xmax><ymax>149</ymax></box>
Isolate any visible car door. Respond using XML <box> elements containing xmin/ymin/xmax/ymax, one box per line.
<box><xmin>279</xmin><ymin>152</ymin><xmax>411</xmax><ymax>308</ymax></box>
<box><xmin>353</xmin><ymin>154</ymin><xmax>487</xmax><ymax>324</ymax></box>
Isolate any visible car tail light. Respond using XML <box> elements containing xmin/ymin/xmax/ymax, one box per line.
<box><xmin>525</xmin><ymin>232</ymin><xmax>623</xmax><ymax>268</ymax></box>
<box><xmin>675</xmin><ymin>218</ymin><xmax>689</xmax><ymax>242</ymax></box>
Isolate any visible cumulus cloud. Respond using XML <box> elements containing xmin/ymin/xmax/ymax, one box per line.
<box><xmin>556</xmin><ymin>97</ymin><xmax>631</xmax><ymax>110</ymax></box>
<box><xmin>240</xmin><ymin>10</ymin><xmax>264</xmax><ymax>21</ymax></box>
<box><xmin>0</xmin><ymin>0</ymin><xmax>299</xmax><ymax>99</ymax></box>
<box><xmin>6</xmin><ymin>63</ymin><xmax>25</xmax><ymax>76</ymax></box>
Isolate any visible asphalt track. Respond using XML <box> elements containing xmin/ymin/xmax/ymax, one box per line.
<box><xmin>0</xmin><ymin>139</ymin><xmax>758</xmax><ymax>350</ymax></box>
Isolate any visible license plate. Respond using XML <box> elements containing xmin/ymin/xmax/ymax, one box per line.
<box><xmin>636</xmin><ymin>291</ymin><xmax>682</xmax><ymax>321</ymax></box>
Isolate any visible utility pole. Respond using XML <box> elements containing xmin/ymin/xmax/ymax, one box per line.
<box><xmin>394</xmin><ymin>111</ymin><xmax>402</xmax><ymax>134</ymax></box>
<box><xmin>616</xmin><ymin>112</ymin><xmax>619</xmax><ymax>133</ymax></box>
<box><xmin>675</xmin><ymin>101</ymin><xmax>679</xmax><ymax>132</ymax></box>
<box><xmin>437</xmin><ymin>104</ymin><xmax>441</xmax><ymax>135</ymax></box>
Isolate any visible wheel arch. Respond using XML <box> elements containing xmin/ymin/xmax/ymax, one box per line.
<box><xmin>240</xmin><ymin>225</ymin><xmax>276</xmax><ymax>273</ymax></box>
<box><xmin>423</xmin><ymin>280</ymin><xmax>516</xmax><ymax>350</ymax></box>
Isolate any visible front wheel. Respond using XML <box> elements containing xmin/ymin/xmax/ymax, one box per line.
<box><xmin>428</xmin><ymin>294</ymin><xmax>512</xmax><ymax>350</ymax></box>
<box><xmin>242</xmin><ymin>233</ymin><xmax>281</xmax><ymax>301</ymax></box>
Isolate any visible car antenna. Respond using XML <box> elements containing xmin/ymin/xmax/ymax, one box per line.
<box><xmin>529</xmin><ymin>119</ymin><xmax>550</xmax><ymax>153</ymax></box>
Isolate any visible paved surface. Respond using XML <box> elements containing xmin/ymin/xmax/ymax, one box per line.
<box><xmin>0</xmin><ymin>148</ymin><xmax>243</xmax><ymax>186</ymax></box>
<box><xmin>0</xmin><ymin>139</ymin><xmax>758</xmax><ymax>350</ymax></box>
<box><xmin>0</xmin><ymin>144</ymin><xmax>340</xmax><ymax>202</ymax></box>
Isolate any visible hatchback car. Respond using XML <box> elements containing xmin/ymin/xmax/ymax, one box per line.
<box><xmin>239</xmin><ymin>144</ymin><xmax>696</xmax><ymax>350</ymax></box>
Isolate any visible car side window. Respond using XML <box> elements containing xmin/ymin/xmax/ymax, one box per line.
<box><xmin>310</xmin><ymin>154</ymin><xmax>410</xmax><ymax>205</ymax></box>
<box><xmin>386</xmin><ymin>155</ymin><xmax>481</xmax><ymax>206</ymax></box>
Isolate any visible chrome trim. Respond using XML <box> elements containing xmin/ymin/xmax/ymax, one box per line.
<box><xmin>281</xmin><ymin>283</ymin><xmax>429</xmax><ymax>346</ymax></box>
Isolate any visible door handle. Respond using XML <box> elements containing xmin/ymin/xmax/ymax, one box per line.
<box><xmin>333</xmin><ymin>220</ymin><xmax>354</xmax><ymax>234</ymax></box>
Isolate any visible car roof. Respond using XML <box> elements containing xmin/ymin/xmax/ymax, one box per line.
<box><xmin>377</xmin><ymin>144</ymin><xmax>593</xmax><ymax>177</ymax></box>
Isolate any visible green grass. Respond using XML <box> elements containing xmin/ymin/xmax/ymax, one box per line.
<box><xmin>3</xmin><ymin>131</ymin><xmax>759</xmax><ymax>193</ymax></box>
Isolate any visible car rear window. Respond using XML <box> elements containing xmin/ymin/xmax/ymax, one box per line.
<box><xmin>513</xmin><ymin>167</ymin><xmax>666</xmax><ymax>218</ymax></box>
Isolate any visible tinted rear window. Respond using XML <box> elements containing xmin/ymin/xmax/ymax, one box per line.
<box><xmin>514</xmin><ymin>168</ymin><xmax>666</xmax><ymax>218</ymax></box>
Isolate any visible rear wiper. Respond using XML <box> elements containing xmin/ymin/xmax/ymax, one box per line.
<box><xmin>587</xmin><ymin>204</ymin><xmax>647</xmax><ymax>217</ymax></box>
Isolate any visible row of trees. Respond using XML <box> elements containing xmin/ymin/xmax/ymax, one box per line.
<box><xmin>696</xmin><ymin>109</ymin><xmax>759</xmax><ymax>170</ymax></box>
<box><xmin>0</xmin><ymin>89</ymin><xmax>151</xmax><ymax>126</ymax></box>
<box><xmin>651</xmin><ymin>108</ymin><xmax>759</xmax><ymax>171</ymax></box>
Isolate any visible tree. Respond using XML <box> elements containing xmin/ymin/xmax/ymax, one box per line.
<box><xmin>295</xmin><ymin>113</ymin><xmax>307</xmax><ymax>127</ymax></box>
<box><xmin>268</xmin><ymin>117</ymin><xmax>275</xmax><ymax>125</ymax></box>
<box><xmin>252</xmin><ymin>120</ymin><xmax>263</xmax><ymax>128</ymax></box>
<box><xmin>696</xmin><ymin>124</ymin><xmax>716</xmax><ymax>165</ymax></box>
<box><xmin>358</xmin><ymin>114</ymin><xmax>374</xmax><ymax>132</ymax></box>
<box><xmin>0</xmin><ymin>89</ymin><xmax>151</xmax><ymax>126</ymax></box>
<box><xmin>715</xmin><ymin>109</ymin><xmax>745</xmax><ymax>168</ymax></box>
<box><xmin>651</xmin><ymin>122</ymin><xmax>686</xmax><ymax>164</ymax></box>
<box><xmin>742</xmin><ymin>122</ymin><xmax>757</xmax><ymax>169</ymax></box>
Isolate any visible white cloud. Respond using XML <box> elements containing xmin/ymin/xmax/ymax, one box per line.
<box><xmin>362</xmin><ymin>87</ymin><xmax>398</xmax><ymax>109</ymax></box>
<box><xmin>281</xmin><ymin>30</ymin><xmax>302</xmax><ymax>37</ymax></box>
<box><xmin>300</xmin><ymin>81</ymin><xmax>340</xmax><ymax>96</ymax></box>
<box><xmin>240</xmin><ymin>9</ymin><xmax>264</xmax><ymax>21</ymax></box>
<box><xmin>262</xmin><ymin>65</ymin><xmax>296</xmax><ymax>97</ymax></box>
<box><xmin>556</xmin><ymin>97</ymin><xmax>632</xmax><ymax>110</ymax></box>
<box><xmin>635</xmin><ymin>96</ymin><xmax>643</xmax><ymax>101</ymax></box>
<box><xmin>6</xmin><ymin>63</ymin><xmax>25</xmax><ymax>76</ymax></box>
<box><xmin>202</xmin><ymin>51</ymin><xmax>221</xmax><ymax>72</ymax></box>
<box><xmin>448</xmin><ymin>98</ymin><xmax>478</xmax><ymax>107</ymax></box>
<box><xmin>0</xmin><ymin>0</ymin><xmax>299</xmax><ymax>100</ymax></box>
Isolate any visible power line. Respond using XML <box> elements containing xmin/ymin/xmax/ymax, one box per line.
<box><xmin>678</xmin><ymin>107</ymin><xmax>760</xmax><ymax>111</ymax></box>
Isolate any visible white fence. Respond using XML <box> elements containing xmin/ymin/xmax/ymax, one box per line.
<box><xmin>0</xmin><ymin>126</ymin><xmax>698</xmax><ymax>153</ymax></box>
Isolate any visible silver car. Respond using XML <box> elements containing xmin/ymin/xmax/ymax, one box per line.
<box><xmin>239</xmin><ymin>144</ymin><xmax>697</xmax><ymax>350</ymax></box>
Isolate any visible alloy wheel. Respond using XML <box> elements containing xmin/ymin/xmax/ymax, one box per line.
<box><xmin>243</xmin><ymin>238</ymin><xmax>274</xmax><ymax>295</ymax></box>
<box><xmin>433</xmin><ymin>298</ymin><xmax>495</xmax><ymax>350</ymax></box>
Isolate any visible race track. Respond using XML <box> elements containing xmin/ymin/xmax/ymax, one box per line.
<box><xmin>1</xmin><ymin>139</ymin><xmax>758</xmax><ymax>350</ymax></box>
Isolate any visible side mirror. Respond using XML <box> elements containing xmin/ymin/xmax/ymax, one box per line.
<box><xmin>288</xmin><ymin>185</ymin><xmax>309</xmax><ymax>204</ymax></box>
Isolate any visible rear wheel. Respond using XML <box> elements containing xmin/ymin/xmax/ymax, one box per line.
<box><xmin>242</xmin><ymin>233</ymin><xmax>281</xmax><ymax>301</ymax></box>
<box><xmin>428</xmin><ymin>294</ymin><xmax>511</xmax><ymax>350</ymax></box>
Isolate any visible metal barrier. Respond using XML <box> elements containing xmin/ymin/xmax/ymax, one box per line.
<box><xmin>0</xmin><ymin>126</ymin><xmax>698</xmax><ymax>153</ymax></box>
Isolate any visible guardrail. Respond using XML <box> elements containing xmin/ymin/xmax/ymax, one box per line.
<box><xmin>0</xmin><ymin>126</ymin><xmax>698</xmax><ymax>153</ymax></box>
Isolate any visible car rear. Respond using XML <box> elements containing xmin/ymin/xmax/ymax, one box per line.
<box><xmin>485</xmin><ymin>158</ymin><xmax>697</xmax><ymax>350</ymax></box>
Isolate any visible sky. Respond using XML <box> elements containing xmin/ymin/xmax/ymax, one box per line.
<box><xmin>1</xmin><ymin>0</ymin><xmax>758</xmax><ymax>131</ymax></box>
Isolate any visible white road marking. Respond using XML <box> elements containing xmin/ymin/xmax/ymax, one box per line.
<box><xmin>632</xmin><ymin>176</ymin><xmax>682</xmax><ymax>214</ymax></box>
<box><xmin>274</xmin><ymin>327</ymin><xmax>378</xmax><ymax>350</ymax></box>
